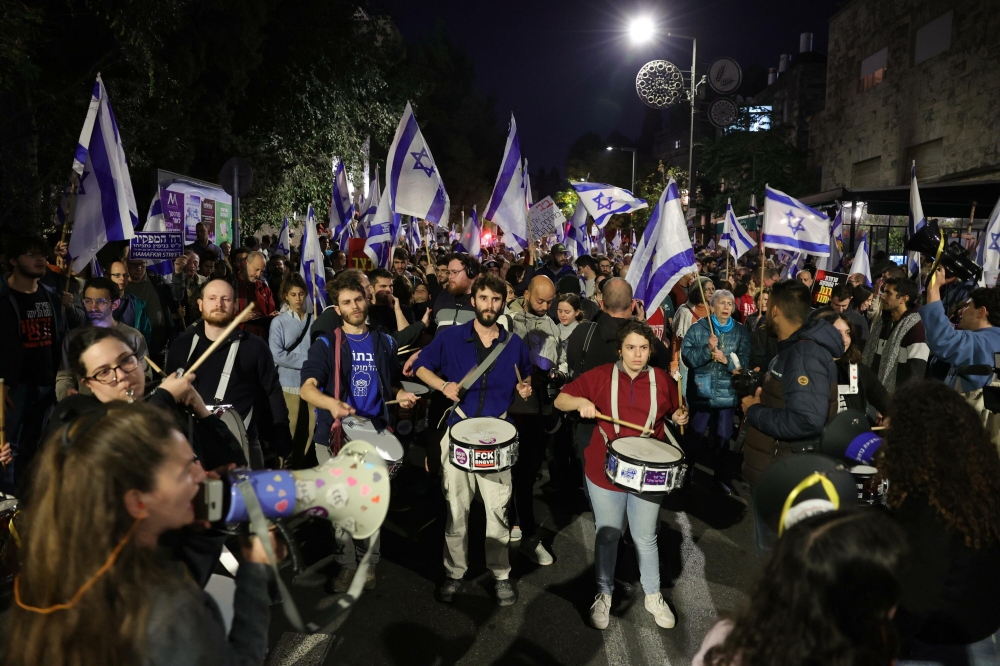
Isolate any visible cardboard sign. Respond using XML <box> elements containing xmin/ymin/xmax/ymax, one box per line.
<box><xmin>812</xmin><ymin>270</ymin><xmax>849</xmax><ymax>307</ymax></box>
<box><xmin>130</xmin><ymin>232</ymin><xmax>184</xmax><ymax>260</ymax></box>
<box><xmin>347</xmin><ymin>237</ymin><xmax>374</xmax><ymax>272</ymax></box>
<box><xmin>529</xmin><ymin>196</ymin><xmax>566</xmax><ymax>239</ymax></box>
<box><xmin>647</xmin><ymin>306</ymin><xmax>666</xmax><ymax>340</ymax></box>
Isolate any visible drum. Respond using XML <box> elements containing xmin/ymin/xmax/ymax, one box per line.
<box><xmin>849</xmin><ymin>465</ymin><xmax>887</xmax><ymax>505</ymax></box>
<box><xmin>394</xmin><ymin>381</ymin><xmax>431</xmax><ymax>437</ymax></box>
<box><xmin>342</xmin><ymin>415</ymin><xmax>405</xmax><ymax>477</ymax></box>
<box><xmin>213</xmin><ymin>404</ymin><xmax>252</xmax><ymax>467</ymax></box>
<box><xmin>448</xmin><ymin>417</ymin><xmax>519</xmax><ymax>473</ymax></box>
<box><xmin>0</xmin><ymin>496</ymin><xmax>20</xmax><ymax>585</ymax></box>
<box><xmin>605</xmin><ymin>435</ymin><xmax>687</xmax><ymax>494</ymax></box>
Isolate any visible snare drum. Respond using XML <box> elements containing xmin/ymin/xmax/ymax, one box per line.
<box><xmin>394</xmin><ymin>381</ymin><xmax>431</xmax><ymax>437</ymax></box>
<box><xmin>448</xmin><ymin>417</ymin><xmax>519</xmax><ymax>473</ymax></box>
<box><xmin>849</xmin><ymin>465</ymin><xmax>887</xmax><ymax>505</ymax></box>
<box><xmin>605</xmin><ymin>435</ymin><xmax>687</xmax><ymax>494</ymax></box>
<box><xmin>342</xmin><ymin>415</ymin><xmax>405</xmax><ymax>477</ymax></box>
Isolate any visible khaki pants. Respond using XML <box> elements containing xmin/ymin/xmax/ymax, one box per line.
<box><xmin>440</xmin><ymin>433</ymin><xmax>512</xmax><ymax>580</ymax></box>
<box><xmin>283</xmin><ymin>391</ymin><xmax>317</xmax><ymax>456</ymax></box>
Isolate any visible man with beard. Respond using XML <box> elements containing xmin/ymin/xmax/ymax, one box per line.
<box><xmin>56</xmin><ymin>277</ymin><xmax>150</xmax><ymax>399</ymax></box>
<box><xmin>368</xmin><ymin>267</ymin><xmax>410</xmax><ymax>332</ymax></box>
<box><xmin>166</xmin><ymin>279</ymin><xmax>291</xmax><ymax>468</ymax></box>
<box><xmin>536</xmin><ymin>243</ymin><xmax>574</xmax><ymax>284</ymax></box>
<box><xmin>299</xmin><ymin>272</ymin><xmax>418</xmax><ymax>593</ymax></box>
<box><xmin>415</xmin><ymin>273</ymin><xmax>533</xmax><ymax>607</ymax></box>
<box><xmin>0</xmin><ymin>235</ymin><xmax>72</xmax><ymax>491</ymax></box>
<box><xmin>431</xmin><ymin>253</ymin><xmax>481</xmax><ymax>329</ymax></box>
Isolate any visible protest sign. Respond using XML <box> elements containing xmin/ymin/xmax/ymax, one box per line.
<box><xmin>812</xmin><ymin>270</ymin><xmax>848</xmax><ymax>307</ymax></box>
<box><xmin>529</xmin><ymin>196</ymin><xmax>566</xmax><ymax>239</ymax></box>
<box><xmin>130</xmin><ymin>232</ymin><xmax>184</xmax><ymax>260</ymax></box>
<box><xmin>347</xmin><ymin>238</ymin><xmax>374</xmax><ymax>272</ymax></box>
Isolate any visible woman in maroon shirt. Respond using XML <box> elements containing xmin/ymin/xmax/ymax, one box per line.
<box><xmin>554</xmin><ymin>320</ymin><xmax>688</xmax><ymax>632</ymax></box>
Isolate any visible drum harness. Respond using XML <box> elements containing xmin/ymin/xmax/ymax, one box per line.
<box><xmin>597</xmin><ymin>364</ymin><xmax>658</xmax><ymax>445</ymax></box>
<box><xmin>187</xmin><ymin>334</ymin><xmax>252</xmax><ymax>430</ymax></box>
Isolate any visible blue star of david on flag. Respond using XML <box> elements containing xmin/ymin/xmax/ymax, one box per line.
<box><xmin>593</xmin><ymin>192</ymin><xmax>614</xmax><ymax>211</ymax></box>
<box><xmin>761</xmin><ymin>185</ymin><xmax>831</xmax><ymax>256</ymax></box>
<box><xmin>990</xmin><ymin>232</ymin><xmax>1000</xmax><ymax>253</ymax></box>
<box><xmin>785</xmin><ymin>209</ymin><xmax>806</xmax><ymax>235</ymax></box>
<box><xmin>411</xmin><ymin>147</ymin><xmax>435</xmax><ymax>177</ymax></box>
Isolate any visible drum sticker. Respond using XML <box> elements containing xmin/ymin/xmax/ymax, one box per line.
<box><xmin>303</xmin><ymin>506</ymin><xmax>329</xmax><ymax>518</ymax></box>
<box><xmin>621</xmin><ymin>467</ymin><xmax>637</xmax><ymax>482</ymax></box>
<box><xmin>474</xmin><ymin>449</ymin><xmax>496</xmax><ymax>469</ymax></box>
<box><xmin>607</xmin><ymin>455</ymin><xmax>618</xmax><ymax>474</ymax></box>
<box><xmin>644</xmin><ymin>470</ymin><xmax>667</xmax><ymax>486</ymax></box>
<box><xmin>454</xmin><ymin>447</ymin><xmax>468</xmax><ymax>466</ymax></box>
<box><xmin>326</xmin><ymin>484</ymin><xmax>350</xmax><ymax>509</ymax></box>
<box><xmin>295</xmin><ymin>480</ymin><xmax>316</xmax><ymax>505</ymax></box>
<box><xmin>478</xmin><ymin>436</ymin><xmax>497</xmax><ymax>445</ymax></box>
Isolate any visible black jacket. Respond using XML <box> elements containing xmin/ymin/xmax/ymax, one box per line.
<box><xmin>566</xmin><ymin>312</ymin><xmax>671</xmax><ymax>378</ymax></box>
<box><xmin>750</xmin><ymin>323</ymin><xmax>779</xmax><ymax>371</ymax></box>
<box><xmin>0</xmin><ymin>276</ymin><xmax>69</xmax><ymax>387</ymax></box>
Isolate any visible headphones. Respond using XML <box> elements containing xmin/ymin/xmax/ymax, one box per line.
<box><xmin>456</xmin><ymin>253</ymin><xmax>481</xmax><ymax>280</ymax></box>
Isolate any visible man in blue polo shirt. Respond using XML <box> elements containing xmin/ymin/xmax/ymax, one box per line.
<box><xmin>415</xmin><ymin>272</ymin><xmax>533</xmax><ymax>607</ymax></box>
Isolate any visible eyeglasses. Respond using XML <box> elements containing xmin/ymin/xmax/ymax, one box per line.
<box><xmin>87</xmin><ymin>355</ymin><xmax>139</xmax><ymax>385</ymax></box>
<box><xmin>82</xmin><ymin>297</ymin><xmax>112</xmax><ymax>307</ymax></box>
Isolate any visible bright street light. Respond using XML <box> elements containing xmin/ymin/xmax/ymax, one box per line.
<box><xmin>606</xmin><ymin>146</ymin><xmax>613</xmax><ymax>151</ymax></box>
<box><xmin>628</xmin><ymin>17</ymin><xmax>655</xmax><ymax>44</ymax></box>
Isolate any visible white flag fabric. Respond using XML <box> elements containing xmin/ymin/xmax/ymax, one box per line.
<box><xmin>364</xmin><ymin>180</ymin><xmax>400</xmax><ymax>269</ymax></box>
<box><xmin>485</xmin><ymin>114</ymin><xmax>529</xmax><ymax>250</ymax></box>
<box><xmin>594</xmin><ymin>228</ymin><xmax>607</xmax><ymax>254</ymax></box>
<box><xmin>749</xmin><ymin>193</ymin><xmax>758</xmax><ymax>216</ymax></box>
<box><xmin>359</xmin><ymin>165</ymin><xmax>381</xmax><ymax>238</ymax></box>
<box><xmin>976</xmin><ymin>197</ymin><xmax>1000</xmax><ymax>287</ymax></box>
<box><xmin>138</xmin><ymin>196</ymin><xmax>172</xmax><ymax>276</ymax></box>
<box><xmin>570</xmin><ymin>181</ymin><xmax>648</xmax><ymax>228</ymax></box>
<box><xmin>566</xmin><ymin>202</ymin><xmax>590</xmax><ymax>259</ymax></box>
<box><xmin>386</xmin><ymin>102</ymin><xmax>450</xmax><ymax>225</ymax></box>
<box><xmin>274</xmin><ymin>216</ymin><xmax>291</xmax><ymax>257</ymax></box>
<box><xmin>821</xmin><ymin>206</ymin><xmax>844</xmax><ymax>271</ymax></box>
<box><xmin>611</xmin><ymin>230</ymin><xmax>621</xmax><ymax>250</ymax></box>
<box><xmin>706</xmin><ymin>238</ymin><xmax>716</xmax><ymax>251</ymax></box>
<box><xmin>778</xmin><ymin>250</ymin><xmax>805</xmax><ymax>280</ymax></box>
<box><xmin>456</xmin><ymin>206</ymin><xmax>481</xmax><ymax>258</ymax></box>
<box><xmin>850</xmin><ymin>233</ymin><xmax>872</xmax><ymax>286</ymax></box>
<box><xmin>763</xmin><ymin>185</ymin><xmax>831</xmax><ymax>256</ymax></box>
<box><xmin>66</xmin><ymin>74</ymin><xmax>138</xmax><ymax>272</ymax></box>
<box><xmin>524</xmin><ymin>159</ymin><xmax>534</xmax><ymax>208</ymax></box>
<box><xmin>299</xmin><ymin>205</ymin><xmax>327</xmax><ymax>314</ymax></box>
<box><xmin>908</xmin><ymin>162</ymin><xmax>926</xmax><ymax>276</ymax></box>
<box><xmin>625</xmin><ymin>178</ymin><xmax>697</xmax><ymax>310</ymax></box>
<box><xmin>329</xmin><ymin>157</ymin><xmax>354</xmax><ymax>239</ymax></box>
<box><xmin>720</xmin><ymin>198</ymin><xmax>755</xmax><ymax>260</ymax></box>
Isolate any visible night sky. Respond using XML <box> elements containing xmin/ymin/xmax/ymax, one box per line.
<box><xmin>383</xmin><ymin>0</ymin><xmax>848</xmax><ymax>173</ymax></box>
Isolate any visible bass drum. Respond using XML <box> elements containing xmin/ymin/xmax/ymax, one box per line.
<box><xmin>217</xmin><ymin>408</ymin><xmax>252</xmax><ymax>469</ymax></box>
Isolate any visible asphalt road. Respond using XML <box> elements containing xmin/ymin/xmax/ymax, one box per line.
<box><xmin>263</xmin><ymin>445</ymin><xmax>760</xmax><ymax>666</ymax></box>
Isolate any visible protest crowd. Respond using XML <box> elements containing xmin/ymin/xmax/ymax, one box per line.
<box><xmin>1</xmin><ymin>90</ymin><xmax>999</xmax><ymax>666</ymax></box>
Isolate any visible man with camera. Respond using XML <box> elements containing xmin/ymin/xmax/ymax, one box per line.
<box><xmin>740</xmin><ymin>280</ymin><xmax>843</xmax><ymax>486</ymax></box>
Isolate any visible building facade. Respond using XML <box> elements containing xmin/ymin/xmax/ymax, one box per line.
<box><xmin>810</xmin><ymin>0</ymin><xmax>1000</xmax><ymax>190</ymax></box>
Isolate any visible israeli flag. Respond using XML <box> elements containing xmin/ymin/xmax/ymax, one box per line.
<box><xmin>358</xmin><ymin>165</ymin><xmax>380</xmax><ymax>239</ymax></box>
<box><xmin>386</xmin><ymin>102</ymin><xmax>450</xmax><ymax>225</ymax></box>
<box><xmin>706</xmin><ymin>238</ymin><xmax>716</xmax><ymax>251</ymax></box>
<box><xmin>720</xmin><ymin>198</ymin><xmax>755</xmax><ymax>260</ymax></box>
<box><xmin>524</xmin><ymin>158</ymin><xmax>534</xmax><ymax>208</ymax></box>
<box><xmin>908</xmin><ymin>162</ymin><xmax>926</xmax><ymax>277</ymax></box>
<box><xmin>485</xmin><ymin>115</ymin><xmax>529</xmax><ymax>250</ymax></box>
<box><xmin>570</xmin><ymin>182</ymin><xmax>647</xmax><ymax>229</ymax></box>
<box><xmin>273</xmin><ymin>217</ymin><xmax>291</xmax><ymax>257</ymax></box>
<box><xmin>90</xmin><ymin>257</ymin><xmax>103</xmax><ymax>277</ymax></box>
<box><xmin>329</xmin><ymin>157</ymin><xmax>354</xmax><ymax>240</ymax></box>
<box><xmin>778</xmin><ymin>250</ymin><xmax>805</xmax><ymax>280</ymax></box>
<box><xmin>821</xmin><ymin>205</ymin><xmax>844</xmax><ymax>271</ymax></box>
<box><xmin>625</xmin><ymin>179</ymin><xmax>697</xmax><ymax>310</ymax></box>
<box><xmin>594</xmin><ymin>227</ymin><xmax>607</xmax><ymax>254</ymax></box>
<box><xmin>762</xmin><ymin>185</ymin><xmax>831</xmax><ymax>256</ymax></box>
<box><xmin>65</xmin><ymin>74</ymin><xmax>138</xmax><ymax>272</ymax></box>
<box><xmin>299</xmin><ymin>205</ymin><xmax>327</xmax><ymax>314</ymax></box>
<box><xmin>749</xmin><ymin>193</ymin><xmax>758</xmax><ymax>216</ymax></box>
<box><xmin>554</xmin><ymin>216</ymin><xmax>566</xmax><ymax>245</ymax></box>
<box><xmin>566</xmin><ymin>201</ymin><xmax>590</xmax><ymax>258</ymax></box>
<box><xmin>456</xmin><ymin>206</ymin><xmax>481</xmax><ymax>258</ymax></box>
<box><xmin>975</xmin><ymin>197</ymin><xmax>1000</xmax><ymax>287</ymax></box>
<box><xmin>611</xmin><ymin>230</ymin><xmax>622</xmax><ymax>250</ymax></box>
<box><xmin>364</xmin><ymin>181</ymin><xmax>400</xmax><ymax>269</ymax></box>
<box><xmin>139</xmin><ymin>196</ymin><xmax>172</xmax><ymax>276</ymax></box>
<box><xmin>407</xmin><ymin>218</ymin><xmax>423</xmax><ymax>255</ymax></box>
<box><xmin>850</xmin><ymin>233</ymin><xmax>873</xmax><ymax>286</ymax></box>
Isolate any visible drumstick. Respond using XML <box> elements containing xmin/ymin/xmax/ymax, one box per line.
<box><xmin>871</xmin><ymin>426</ymin><xmax>887</xmax><ymax>431</ymax></box>
<box><xmin>144</xmin><ymin>356</ymin><xmax>167</xmax><ymax>378</ymax></box>
<box><xmin>384</xmin><ymin>399</ymin><xmax>403</xmax><ymax>406</ymax></box>
<box><xmin>178</xmin><ymin>304</ymin><xmax>256</xmax><ymax>377</ymax></box>
<box><xmin>594</xmin><ymin>412</ymin><xmax>653</xmax><ymax>436</ymax></box>
<box><xmin>514</xmin><ymin>364</ymin><xmax>524</xmax><ymax>385</ymax></box>
<box><xmin>676</xmin><ymin>373</ymin><xmax>685</xmax><ymax>436</ymax></box>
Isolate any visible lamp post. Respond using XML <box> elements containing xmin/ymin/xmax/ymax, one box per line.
<box><xmin>605</xmin><ymin>145</ymin><xmax>637</xmax><ymax>194</ymax></box>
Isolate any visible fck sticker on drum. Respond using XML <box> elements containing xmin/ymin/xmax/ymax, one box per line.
<box><xmin>474</xmin><ymin>450</ymin><xmax>496</xmax><ymax>469</ymax></box>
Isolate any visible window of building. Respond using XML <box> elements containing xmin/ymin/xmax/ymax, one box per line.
<box><xmin>904</xmin><ymin>138</ymin><xmax>944</xmax><ymax>183</ymax></box>
<box><xmin>852</xmin><ymin>156</ymin><xmax>882</xmax><ymax>188</ymax></box>
<box><xmin>915</xmin><ymin>11</ymin><xmax>952</xmax><ymax>65</ymax></box>
<box><xmin>674</xmin><ymin>140</ymin><xmax>681</xmax><ymax>149</ymax></box>
<box><xmin>859</xmin><ymin>47</ymin><xmax>888</xmax><ymax>92</ymax></box>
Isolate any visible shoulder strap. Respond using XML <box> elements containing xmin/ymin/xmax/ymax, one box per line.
<box><xmin>214</xmin><ymin>339</ymin><xmax>241</xmax><ymax>403</ymax></box>
<box><xmin>460</xmin><ymin>337</ymin><xmax>509</xmax><ymax>393</ymax></box>
<box><xmin>284</xmin><ymin>313</ymin><xmax>312</xmax><ymax>353</ymax></box>
<box><xmin>333</xmin><ymin>328</ymin><xmax>343</xmax><ymax>402</ymax></box>
<box><xmin>577</xmin><ymin>322</ymin><xmax>598</xmax><ymax>375</ymax></box>
<box><xmin>186</xmin><ymin>333</ymin><xmax>200</xmax><ymax>362</ymax></box>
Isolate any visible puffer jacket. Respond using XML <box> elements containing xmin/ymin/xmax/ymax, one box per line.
<box><xmin>681</xmin><ymin>317</ymin><xmax>751</xmax><ymax>410</ymax></box>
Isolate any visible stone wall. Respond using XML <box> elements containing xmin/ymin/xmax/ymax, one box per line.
<box><xmin>810</xmin><ymin>0</ymin><xmax>1000</xmax><ymax>190</ymax></box>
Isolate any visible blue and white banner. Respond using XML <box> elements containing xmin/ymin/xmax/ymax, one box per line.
<box><xmin>138</xmin><ymin>196</ymin><xmax>172</xmax><ymax>275</ymax></box>
<box><xmin>976</xmin><ymin>197</ymin><xmax>1000</xmax><ymax>287</ymax></box>
<box><xmin>611</xmin><ymin>230</ymin><xmax>621</xmax><ymax>250</ymax></box>
<box><xmin>274</xmin><ymin>216</ymin><xmax>291</xmax><ymax>257</ymax></box>
<box><xmin>778</xmin><ymin>250</ymin><xmax>805</xmax><ymax>279</ymax></box>
<box><xmin>570</xmin><ymin>181</ymin><xmax>648</xmax><ymax>228</ymax></box>
<box><xmin>749</xmin><ymin>193</ymin><xmax>758</xmax><ymax>216</ymax></box>
<box><xmin>359</xmin><ymin>165</ymin><xmax>380</xmax><ymax>237</ymax></box>
<box><xmin>720</xmin><ymin>198</ymin><xmax>755</xmax><ymax>260</ymax></box>
<box><xmin>850</xmin><ymin>233</ymin><xmax>872</xmax><ymax>286</ymax></box>
<box><xmin>821</xmin><ymin>205</ymin><xmax>844</xmax><ymax>271</ymax></box>
<box><xmin>566</xmin><ymin>202</ymin><xmax>590</xmax><ymax>259</ymax></box>
<box><xmin>65</xmin><ymin>74</ymin><xmax>138</xmax><ymax>272</ymax></box>
<box><xmin>300</xmin><ymin>205</ymin><xmax>327</xmax><ymax>314</ymax></box>
<box><xmin>593</xmin><ymin>227</ymin><xmax>607</xmax><ymax>255</ymax></box>
<box><xmin>407</xmin><ymin>217</ymin><xmax>423</xmax><ymax>255</ymax></box>
<box><xmin>485</xmin><ymin>114</ymin><xmax>529</xmax><ymax>250</ymax></box>
<box><xmin>908</xmin><ymin>162</ymin><xmax>926</xmax><ymax>277</ymax></box>
<box><xmin>524</xmin><ymin>158</ymin><xmax>534</xmax><ymax>208</ymax></box>
<box><xmin>762</xmin><ymin>185</ymin><xmax>831</xmax><ymax>256</ymax></box>
<box><xmin>625</xmin><ymin>178</ymin><xmax>697</xmax><ymax>310</ymax></box>
<box><xmin>456</xmin><ymin>206</ymin><xmax>481</xmax><ymax>258</ymax></box>
<box><xmin>386</xmin><ymin>102</ymin><xmax>450</xmax><ymax>225</ymax></box>
<box><xmin>364</xmin><ymin>181</ymin><xmax>400</xmax><ymax>269</ymax></box>
<box><xmin>329</xmin><ymin>157</ymin><xmax>354</xmax><ymax>240</ymax></box>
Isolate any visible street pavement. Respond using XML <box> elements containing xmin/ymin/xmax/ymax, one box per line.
<box><xmin>264</xmin><ymin>446</ymin><xmax>759</xmax><ymax>666</ymax></box>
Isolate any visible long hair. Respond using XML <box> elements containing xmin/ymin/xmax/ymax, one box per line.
<box><xmin>705</xmin><ymin>511</ymin><xmax>906</xmax><ymax>666</ymax></box>
<box><xmin>878</xmin><ymin>381</ymin><xmax>1000</xmax><ymax>548</ymax></box>
<box><xmin>813</xmin><ymin>310</ymin><xmax>863</xmax><ymax>364</ymax></box>
<box><xmin>5</xmin><ymin>403</ymin><xmax>182</xmax><ymax>666</ymax></box>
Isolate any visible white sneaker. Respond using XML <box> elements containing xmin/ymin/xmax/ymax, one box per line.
<box><xmin>590</xmin><ymin>593</ymin><xmax>612</xmax><ymax>629</ymax></box>
<box><xmin>509</xmin><ymin>526</ymin><xmax>522</xmax><ymax>542</ymax></box>
<box><xmin>526</xmin><ymin>541</ymin><xmax>553</xmax><ymax>566</ymax></box>
<box><xmin>644</xmin><ymin>592</ymin><xmax>676</xmax><ymax>629</ymax></box>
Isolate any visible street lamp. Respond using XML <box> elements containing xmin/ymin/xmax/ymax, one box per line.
<box><xmin>628</xmin><ymin>17</ymin><xmax>655</xmax><ymax>44</ymax></box>
<box><xmin>606</xmin><ymin>145</ymin><xmax>637</xmax><ymax>195</ymax></box>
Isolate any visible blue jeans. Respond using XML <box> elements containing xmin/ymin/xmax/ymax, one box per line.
<box><xmin>587</xmin><ymin>478</ymin><xmax>663</xmax><ymax>595</ymax></box>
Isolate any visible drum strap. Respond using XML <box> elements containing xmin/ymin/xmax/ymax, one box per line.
<box><xmin>604</xmin><ymin>364</ymin><xmax>657</xmax><ymax>442</ymax></box>
<box><xmin>437</xmin><ymin>338</ymin><xmax>510</xmax><ymax>428</ymax></box>
<box><xmin>188</xmin><ymin>334</ymin><xmax>251</xmax><ymax>428</ymax></box>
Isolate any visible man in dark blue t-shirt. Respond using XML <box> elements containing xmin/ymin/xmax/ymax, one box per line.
<box><xmin>300</xmin><ymin>272</ymin><xmax>416</xmax><ymax>593</ymax></box>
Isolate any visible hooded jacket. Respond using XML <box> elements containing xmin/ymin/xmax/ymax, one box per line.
<box><xmin>742</xmin><ymin>319</ymin><xmax>844</xmax><ymax>485</ymax></box>
<box><xmin>507</xmin><ymin>302</ymin><xmax>561</xmax><ymax>414</ymax></box>
<box><xmin>681</xmin><ymin>317</ymin><xmax>751</xmax><ymax>410</ymax></box>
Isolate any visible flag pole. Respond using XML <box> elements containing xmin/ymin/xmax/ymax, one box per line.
<box><xmin>62</xmin><ymin>172</ymin><xmax>81</xmax><ymax>292</ymax></box>
<box><xmin>696</xmin><ymin>274</ymin><xmax>715</xmax><ymax>336</ymax></box>
<box><xmin>422</xmin><ymin>219</ymin><xmax>432</xmax><ymax>262</ymax></box>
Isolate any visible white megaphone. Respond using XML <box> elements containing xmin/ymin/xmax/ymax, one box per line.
<box><xmin>197</xmin><ymin>440</ymin><xmax>389</xmax><ymax>538</ymax></box>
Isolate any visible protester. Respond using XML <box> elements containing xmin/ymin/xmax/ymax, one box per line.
<box><xmin>536</xmin><ymin>243</ymin><xmax>574</xmax><ymax>283</ymax></box>
<box><xmin>4</xmin><ymin>402</ymin><xmax>278</xmax><ymax>666</ymax></box>
<box><xmin>555</xmin><ymin>294</ymin><xmax>583</xmax><ymax>375</ymax></box>
<box><xmin>576</xmin><ymin>255</ymin><xmax>599</xmax><ymax>299</ymax></box>
<box><xmin>268</xmin><ymin>272</ymin><xmax>315</xmax><ymax>460</ymax></box>
<box><xmin>368</xmin><ymin>267</ymin><xmax>410</xmax><ymax>332</ymax></box>
<box><xmin>170</xmin><ymin>250</ymin><xmax>207</xmax><ymax>325</ymax></box>
<box><xmin>555</xmin><ymin>320</ymin><xmax>688</xmax><ymax>630</ymax></box>
<box><xmin>795</xmin><ymin>269</ymin><xmax>814</xmax><ymax>291</ymax></box>
<box><xmin>124</xmin><ymin>257</ymin><xmax>175</xmax><ymax>357</ymax></box>
<box><xmin>414</xmin><ymin>273</ymin><xmax>533</xmax><ymax>607</ymax></box>
<box><xmin>877</xmin><ymin>382</ymin><xmax>1000</xmax><ymax>662</ymax></box>
<box><xmin>234</xmin><ymin>250</ymin><xmax>277</xmax><ymax>338</ymax></box>
<box><xmin>813</xmin><ymin>310</ymin><xmax>888</xmax><ymax>417</ymax></box>
<box><xmin>392</xmin><ymin>247</ymin><xmax>419</xmax><ymax>289</ymax></box>
<box><xmin>672</xmin><ymin>276</ymin><xmax>714</xmax><ymax>394</ymax></box>
<box><xmin>693</xmin><ymin>511</ymin><xmax>907</xmax><ymax>666</ymax></box>
<box><xmin>826</xmin><ymin>282</ymin><xmax>869</xmax><ymax>342</ymax></box>
<box><xmin>681</xmin><ymin>290</ymin><xmax>751</xmax><ymax>495</ymax></box>
<box><xmin>862</xmin><ymin>277</ymin><xmax>928</xmax><ymax>393</ymax></box>
<box><xmin>185</xmin><ymin>221</ymin><xmax>225</xmax><ymax>262</ymax></box>
<box><xmin>266</xmin><ymin>254</ymin><xmax>286</xmax><ymax>297</ymax></box>
<box><xmin>743</xmin><ymin>287</ymin><xmax>768</xmax><ymax>333</ymax></box>
<box><xmin>107</xmin><ymin>260</ymin><xmax>152</xmax><ymax>347</ymax></box>
<box><xmin>431</xmin><ymin>253</ymin><xmax>480</xmax><ymax>329</ymax></box>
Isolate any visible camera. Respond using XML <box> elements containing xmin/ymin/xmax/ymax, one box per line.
<box><xmin>904</xmin><ymin>219</ymin><xmax>983</xmax><ymax>283</ymax></box>
<box><xmin>732</xmin><ymin>369</ymin><xmax>765</xmax><ymax>398</ymax></box>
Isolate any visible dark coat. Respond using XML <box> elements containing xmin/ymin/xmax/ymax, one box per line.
<box><xmin>0</xmin><ymin>276</ymin><xmax>69</xmax><ymax>387</ymax></box>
